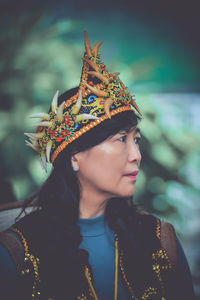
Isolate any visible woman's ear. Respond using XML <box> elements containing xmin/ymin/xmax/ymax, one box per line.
<box><xmin>71</xmin><ymin>155</ymin><xmax>79</xmax><ymax>172</ymax></box>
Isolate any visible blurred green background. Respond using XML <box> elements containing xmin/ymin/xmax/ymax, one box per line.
<box><xmin>0</xmin><ymin>0</ymin><xmax>200</xmax><ymax>297</ymax></box>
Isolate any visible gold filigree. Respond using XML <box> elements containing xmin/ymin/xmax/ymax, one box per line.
<box><xmin>152</xmin><ymin>248</ymin><xmax>172</xmax><ymax>296</ymax></box>
<box><xmin>156</xmin><ymin>218</ymin><xmax>161</xmax><ymax>240</ymax></box>
<box><xmin>11</xmin><ymin>227</ymin><xmax>41</xmax><ymax>300</ymax></box>
<box><xmin>141</xmin><ymin>286</ymin><xmax>159</xmax><ymax>299</ymax></box>
<box><xmin>77</xmin><ymin>293</ymin><xmax>88</xmax><ymax>300</ymax></box>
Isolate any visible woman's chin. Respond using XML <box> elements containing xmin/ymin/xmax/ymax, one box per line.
<box><xmin>116</xmin><ymin>187</ymin><xmax>135</xmax><ymax>198</ymax></box>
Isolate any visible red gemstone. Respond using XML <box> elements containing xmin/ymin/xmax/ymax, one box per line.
<box><xmin>56</xmin><ymin>137</ymin><xmax>64</xmax><ymax>142</ymax></box>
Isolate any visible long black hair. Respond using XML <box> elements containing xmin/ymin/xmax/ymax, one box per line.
<box><xmin>20</xmin><ymin>87</ymin><xmax>159</xmax><ymax>299</ymax></box>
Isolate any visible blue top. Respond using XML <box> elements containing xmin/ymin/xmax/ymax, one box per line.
<box><xmin>78</xmin><ymin>214</ymin><xmax>130</xmax><ymax>300</ymax></box>
<box><xmin>0</xmin><ymin>214</ymin><xmax>194</xmax><ymax>299</ymax></box>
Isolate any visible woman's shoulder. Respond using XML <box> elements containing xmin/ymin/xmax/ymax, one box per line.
<box><xmin>137</xmin><ymin>210</ymin><xmax>176</xmax><ymax>239</ymax></box>
<box><xmin>0</xmin><ymin>209</ymin><xmax>44</xmax><ymax>262</ymax></box>
<box><xmin>137</xmin><ymin>209</ymin><xmax>175</xmax><ymax>234</ymax></box>
<box><xmin>0</xmin><ymin>231</ymin><xmax>20</xmax><ymax>274</ymax></box>
<box><xmin>0</xmin><ymin>240</ymin><xmax>22</xmax><ymax>298</ymax></box>
<box><xmin>136</xmin><ymin>209</ymin><xmax>162</xmax><ymax>238</ymax></box>
<box><xmin>0</xmin><ymin>229</ymin><xmax>25</xmax><ymax>297</ymax></box>
<box><xmin>0</xmin><ymin>229</ymin><xmax>26</xmax><ymax>271</ymax></box>
<box><xmin>0</xmin><ymin>226</ymin><xmax>37</xmax><ymax>299</ymax></box>
<box><xmin>11</xmin><ymin>209</ymin><xmax>46</xmax><ymax>237</ymax></box>
<box><xmin>137</xmin><ymin>210</ymin><xmax>176</xmax><ymax>240</ymax></box>
<box><xmin>136</xmin><ymin>210</ymin><xmax>178</xmax><ymax>265</ymax></box>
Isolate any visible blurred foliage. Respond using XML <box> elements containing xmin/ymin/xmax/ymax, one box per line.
<box><xmin>0</xmin><ymin>2</ymin><xmax>200</xmax><ymax>296</ymax></box>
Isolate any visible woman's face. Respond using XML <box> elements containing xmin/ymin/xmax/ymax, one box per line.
<box><xmin>72</xmin><ymin>126</ymin><xmax>141</xmax><ymax>200</ymax></box>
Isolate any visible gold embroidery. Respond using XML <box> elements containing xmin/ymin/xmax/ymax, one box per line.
<box><xmin>77</xmin><ymin>293</ymin><xmax>88</xmax><ymax>300</ymax></box>
<box><xmin>83</xmin><ymin>236</ymin><xmax>119</xmax><ymax>300</ymax></box>
<box><xmin>152</xmin><ymin>248</ymin><xmax>172</xmax><ymax>296</ymax></box>
<box><xmin>156</xmin><ymin>218</ymin><xmax>161</xmax><ymax>240</ymax></box>
<box><xmin>11</xmin><ymin>227</ymin><xmax>41</xmax><ymax>300</ymax></box>
<box><xmin>141</xmin><ymin>286</ymin><xmax>159</xmax><ymax>299</ymax></box>
<box><xmin>84</xmin><ymin>266</ymin><xmax>98</xmax><ymax>300</ymax></box>
<box><xmin>51</xmin><ymin>105</ymin><xmax>133</xmax><ymax>163</ymax></box>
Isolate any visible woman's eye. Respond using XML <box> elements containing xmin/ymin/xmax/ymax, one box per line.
<box><xmin>118</xmin><ymin>135</ymin><xmax>126</xmax><ymax>142</ymax></box>
<box><xmin>134</xmin><ymin>137</ymin><xmax>141</xmax><ymax>145</ymax></box>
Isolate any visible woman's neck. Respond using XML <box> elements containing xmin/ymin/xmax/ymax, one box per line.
<box><xmin>79</xmin><ymin>203</ymin><xmax>106</xmax><ymax>219</ymax></box>
<box><xmin>79</xmin><ymin>195</ymin><xmax>108</xmax><ymax>219</ymax></box>
<box><xmin>78</xmin><ymin>182</ymin><xmax>113</xmax><ymax>218</ymax></box>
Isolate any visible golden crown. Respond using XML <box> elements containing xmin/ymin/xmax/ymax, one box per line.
<box><xmin>24</xmin><ymin>31</ymin><xmax>141</xmax><ymax>171</ymax></box>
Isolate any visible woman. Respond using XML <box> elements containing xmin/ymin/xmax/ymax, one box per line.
<box><xmin>0</xmin><ymin>31</ymin><xmax>194</xmax><ymax>300</ymax></box>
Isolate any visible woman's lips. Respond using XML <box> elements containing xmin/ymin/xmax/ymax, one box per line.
<box><xmin>125</xmin><ymin>171</ymin><xmax>138</xmax><ymax>181</ymax></box>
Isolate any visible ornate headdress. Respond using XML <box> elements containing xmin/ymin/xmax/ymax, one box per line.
<box><xmin>25</xmin><ymin>31</ymin><xmax>141</xmax><ymax>171</ymax></box>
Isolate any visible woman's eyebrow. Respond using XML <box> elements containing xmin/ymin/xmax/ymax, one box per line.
<box><xmin>135</xmin><ymin>127</ymin><xmax>141</xmax><ymax>134</ymax></box>
<box><xmin>119</xmin><ymin>127</ymin><xmax>141</xmax><ymax>134</ymax></box>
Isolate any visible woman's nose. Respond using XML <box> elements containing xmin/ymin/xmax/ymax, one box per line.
<box><xmin>128</xmin><ymin>142</ymin><xmax>141</xmax><ymax>164</ymax></box>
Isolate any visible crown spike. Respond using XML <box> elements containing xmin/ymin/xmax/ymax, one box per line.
<box><xmin>29</xmin><ymin>113</ymin><xmax>50</xmax><ymax>120</ymax></box>
<box><xmin>24</xmin><ymin>132</ymin><xmax>35</xmax><ymax>139</ymax></box>
<box><xmin>34</xmin><ymin>121</ymin><xmax>52</xmax><ymax>127</ymax></box>
<box><xmin>85</xmin><ymin>83</ymin><xmax>108</xmax><ymax>97</ymax></box>
<box><xmin>46</xmin><ymin>140</ymin><xmax>53</xmax><ymax>163</ymax></box>
<box><xmin>71</xmin><ymin>90</ymin><xmax>82</xmax><ymax>115</ymax></box>
<box><xmin>88</xmin><ymin>71</ymin><xmax>109</xmax><ymax>84</ymax></box>
<box><xmin>119</xmin><ymin>80</ymin><xmax>127</xmax><ymax>90</ymax></box>
<box><xmin>27</xmin><ymin>137</ymin><xmax>35</xmax><ymax>143</ymax></box>
<box><xmin>51</xmin><ymin>90</ymin><xmax>59</xmax><ymax>113</ymax></box>
<box><xmin>24</xmin><ymin>132</ymin><xmax>45</xmax><ymax>139</ymax></box>
<box><xmin>92</xmin><ymin>41</ymin><xmax>103</xmax><ymax>57</ymax></box>
<box><xmin>56</xmin><ymin>101</ymin><xmax>65</xmax><ymax>122</ymax></box>
<box><xmin>75</xmin><ymin>114</ymin><xmax>99</xmax><ymax>123</ymax></box>
<box><xmin>28</xmin><ymin>137</ymin><xmax>37</xmax><ymax>145</ymax></box>
<box><xmin>40</xmin><ymin>152</ymin><xmax>47</xmax><ymax>172</ymax></box>
<box><xmin>25</xmin><ymin>140</ymin><xmax>39</xmax><ymax>152</ymax></box>
<box><xmin>84</xmin><ymin>30</ymin><xmax>92</xmax><ymax>57</ymax></box>
<box><xmin>104</xmin><ymin>98</ymin><xmax>113</xmax><ymax>119</ymax></box>
<box><xmin>83</xmin><ymin>58</ymin><xmax>99</xmax><ymax>72</ymax></box>
<box><xmin>131</xmin><ymin>99</ymin><xmax>142</xmax><ymax>116</ymax></box>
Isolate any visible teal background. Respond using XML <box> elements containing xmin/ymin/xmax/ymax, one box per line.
<box><xmin>0</xmin><ymin>0</ymin><xmax>200</xmax><ymax>297</ymax></box>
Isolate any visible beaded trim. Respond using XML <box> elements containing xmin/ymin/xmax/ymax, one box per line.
<box><xmin>156</xmin><ymin>218</ymin><xmax>161</xmax><ymax>240</ymax></box>
<box><xmin>119</xmin><ymin>249</ymin><xmax>136</xmax><ymax>299</ymax></box>
<box><xmin>84</xmin><ymin>266</ymin><xmax>98</xmax><ymax>300</ymax></box>
<box><xmin>9</xmin><ymin>224</ymin><xmax>171</xmax><ymax>300</ymax></box>
<box><xmin>152</xmin><ymin>248</ymin><xmax>172</xmax><ymax>297</ymax></box>
<box><xmin>82</xmin><ymin>235</ymin><xmax>119</xmax><ymax>300</ymax></box>
<box><xmin>10</xmin><ymin>227</ymin><xmax>41</xmax><ymax>300</ymax></box>
<box><xmin>51</xmin><ymin>105</ymin><xmax>133</xmax><ymax>163</ymax></box>
<box><xmin>77</xmin><ymin>293</ymin><xmax>88</xmax><ymax>300</ymax></box>
<box><xmin>141</xmin><ymin>286</ymin><xmax>160</xmax><ymax>300</ymax></box>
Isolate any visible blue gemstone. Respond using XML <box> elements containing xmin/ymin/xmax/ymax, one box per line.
<box><xmin>74</xmin><ymin>123</ymin><xmax>79</xmax><ymax>129</ymax></box>
<box><xmin>88</xmin><ymin>95</ymin><xmax>97</xmax><ymax>103</ymax></box>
